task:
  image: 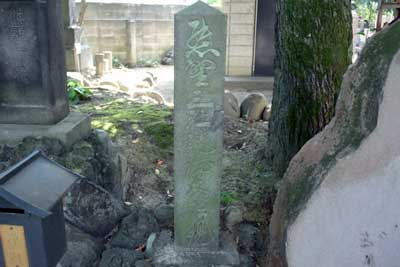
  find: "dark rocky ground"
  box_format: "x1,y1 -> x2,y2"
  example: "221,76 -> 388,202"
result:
0,88 -> 277,267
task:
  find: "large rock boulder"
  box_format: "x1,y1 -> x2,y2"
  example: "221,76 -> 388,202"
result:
265,22 -> 400,267
65,179 -> 128,237
99,248 -> 144,267
58,224 -> 103,267
240,94 -> 268,121
224,91 -> 240,118
110,208 -> 160,249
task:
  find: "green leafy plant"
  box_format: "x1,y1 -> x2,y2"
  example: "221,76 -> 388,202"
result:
67,79 -> 92,104
112,57 -> 125,69
221,191 -> 238,205
137,58 -> 160,68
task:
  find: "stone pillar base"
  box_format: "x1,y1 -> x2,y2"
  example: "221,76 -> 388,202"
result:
153,232 -> 240,267
0,112 -> 91,148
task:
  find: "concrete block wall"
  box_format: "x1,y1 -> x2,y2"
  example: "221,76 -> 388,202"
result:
77,3 -> 183,65
223,0 -> 257,76
77,1 -> 257,76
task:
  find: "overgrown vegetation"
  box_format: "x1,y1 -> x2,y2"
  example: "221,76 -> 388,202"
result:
112,57 -> 125,69
353,0 -> 378,27
221,191 -> 238,205
137,58 -> 160,68
79,99 -> 173,149
67,79 -> 92,104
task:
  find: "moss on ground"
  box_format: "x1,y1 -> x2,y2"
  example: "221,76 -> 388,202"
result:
78,99 -> 173,150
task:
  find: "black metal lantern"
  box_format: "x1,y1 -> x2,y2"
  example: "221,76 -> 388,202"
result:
0,151 -> 81,267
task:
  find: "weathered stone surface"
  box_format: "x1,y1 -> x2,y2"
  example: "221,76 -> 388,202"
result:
95,53 -> 105,77
65,179 -> 128,237
236,223 -> 262,256
153,232 -> 239,266
154,204 -> 174,228
110,208 -> 160,249
224,91 -> 240,118
0,112 -> 91,148
58,223 -> 103,267
266,22 -> 400,267
224,204 -> 244,231
135,259 -> 153,267
240,94 -> 267,121
239,254 -> 257,267
174,1 -> 227,251
100,80 -> 121,91
0,0 -> 69,125
262,107 -> 271,121
99,248 -> 144,267
130,91 -> 165,105
64,141 -> 96,178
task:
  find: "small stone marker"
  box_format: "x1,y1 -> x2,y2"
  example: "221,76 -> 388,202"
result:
95,53 -> 105,77
0,0 -> 69,125
153,3 -> 240,264
104,51 -> 113,72
174,0 -> 226,251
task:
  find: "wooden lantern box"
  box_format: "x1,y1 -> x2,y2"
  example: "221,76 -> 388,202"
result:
0,151 -> 81,267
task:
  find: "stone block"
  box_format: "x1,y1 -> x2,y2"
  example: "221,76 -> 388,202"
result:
0,113 -> 91,148
153,232 -> 240,266
0,0 -> 69,125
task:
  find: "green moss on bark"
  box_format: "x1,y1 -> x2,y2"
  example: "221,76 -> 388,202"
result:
269,0 -> 353,176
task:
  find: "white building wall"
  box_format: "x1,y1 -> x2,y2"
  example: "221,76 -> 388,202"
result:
223,0 -> 257,76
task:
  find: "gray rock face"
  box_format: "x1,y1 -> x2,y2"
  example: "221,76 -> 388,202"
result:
64,141 -> 96,178
224,205 -> 244,231
262,107 -> 271,121
65,179 -> 128,237
154,204 -> 174,228
224,91 -> 240,118
236,223 -> 262,256
135,260 -> 153,267
0,0 -> 69,125
16,136 -> 65,158
151,230 -> 174,255
58,223 -> 103,267
266,22 -> 400,267
99,248 -> 144,267
239,254 -> 257,267
240,94 -> 267,121
110,208 -> 160,249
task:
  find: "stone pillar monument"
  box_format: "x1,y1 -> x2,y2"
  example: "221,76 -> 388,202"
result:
154,2 -> 239,266
174,1 -> 226,250
0,0 -> 90,147
0,0 -> 69,125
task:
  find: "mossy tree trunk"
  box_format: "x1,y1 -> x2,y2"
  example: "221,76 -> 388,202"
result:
268,0 -> 353,176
